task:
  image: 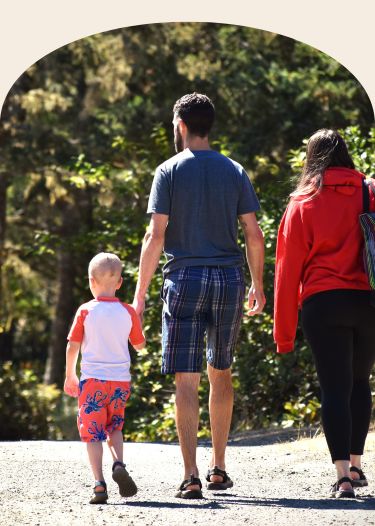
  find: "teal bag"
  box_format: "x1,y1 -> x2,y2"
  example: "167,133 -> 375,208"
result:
359,178 -> 375,289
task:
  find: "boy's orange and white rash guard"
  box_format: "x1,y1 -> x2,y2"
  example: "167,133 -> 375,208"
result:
67,296 -> 145,382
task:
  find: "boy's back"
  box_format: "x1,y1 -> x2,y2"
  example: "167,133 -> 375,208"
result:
68,297 -> 144,381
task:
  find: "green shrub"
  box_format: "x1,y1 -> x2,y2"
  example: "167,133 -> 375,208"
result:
0,362 -> 61,439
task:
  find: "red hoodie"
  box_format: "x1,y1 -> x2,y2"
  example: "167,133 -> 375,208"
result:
273,167 -> 375,354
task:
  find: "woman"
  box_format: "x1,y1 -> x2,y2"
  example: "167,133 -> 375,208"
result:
274,129 -> 375,498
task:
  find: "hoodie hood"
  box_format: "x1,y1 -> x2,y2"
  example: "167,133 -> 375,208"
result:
323,167 -> 365,195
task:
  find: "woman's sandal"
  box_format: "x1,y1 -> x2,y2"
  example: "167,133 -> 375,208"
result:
175,474 -> 203,499
330,477 -> 355,499
112,461 -> 138,497
350,466 -> 368,487
89,480 -> 108,504
206,466 -> 233,490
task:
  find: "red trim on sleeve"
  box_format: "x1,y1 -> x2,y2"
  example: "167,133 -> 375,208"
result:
67,308 -> 88,342
122,303 -> 145,346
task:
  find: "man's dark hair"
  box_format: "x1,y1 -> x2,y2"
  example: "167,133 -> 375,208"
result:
173,93 -> 215,137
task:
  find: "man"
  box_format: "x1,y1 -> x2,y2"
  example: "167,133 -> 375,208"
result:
133,92 -> 265,499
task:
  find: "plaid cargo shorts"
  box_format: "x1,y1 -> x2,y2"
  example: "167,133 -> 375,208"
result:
161,266 -> 246,373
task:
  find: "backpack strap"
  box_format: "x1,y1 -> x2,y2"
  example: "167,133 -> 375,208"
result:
368,179 -> 375,198
362,178 -> 370,213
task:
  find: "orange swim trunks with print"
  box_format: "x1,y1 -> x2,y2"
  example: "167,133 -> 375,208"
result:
77,378 -> 131,442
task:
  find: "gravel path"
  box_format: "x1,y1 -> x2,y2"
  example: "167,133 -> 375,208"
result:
1,430 -> 374,525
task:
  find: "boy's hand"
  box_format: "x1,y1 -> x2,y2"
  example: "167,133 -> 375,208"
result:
132,296 -> 145,321
64,375 -> 79,397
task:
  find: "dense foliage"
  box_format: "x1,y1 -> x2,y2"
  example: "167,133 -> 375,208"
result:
0,23 -> 373,440
0,361 -> 61,439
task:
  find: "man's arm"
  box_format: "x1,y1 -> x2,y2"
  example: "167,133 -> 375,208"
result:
238,212 -> 266,316
133,213 -> 169,318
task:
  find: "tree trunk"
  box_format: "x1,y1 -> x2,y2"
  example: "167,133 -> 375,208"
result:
44,204 -> 77,387
0,172 -> 14,362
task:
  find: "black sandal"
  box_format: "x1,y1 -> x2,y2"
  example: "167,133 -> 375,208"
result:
89,480 -> 108,504
350,466 -> 368,487
206,466 -> 233,490
112,460 -> 138,497
175,474 -> 203,499
330,477 -> 355,499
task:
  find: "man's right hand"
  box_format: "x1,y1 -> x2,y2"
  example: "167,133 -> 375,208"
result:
247,285 -> 266,316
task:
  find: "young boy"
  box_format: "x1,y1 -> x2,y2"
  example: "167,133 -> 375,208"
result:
64,252 -> 146,504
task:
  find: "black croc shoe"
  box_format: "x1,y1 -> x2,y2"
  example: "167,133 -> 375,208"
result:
175,474 -> 203,499
330,477 -> 355,499
206,466 -> 233,490
350,466 -> 368,488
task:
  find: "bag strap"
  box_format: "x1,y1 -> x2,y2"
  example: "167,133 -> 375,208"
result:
368,179 -> 375,199
362,178 -> 370,213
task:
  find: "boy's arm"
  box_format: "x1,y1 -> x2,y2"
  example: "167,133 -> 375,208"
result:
238,212 -> 266,316
64,341 -> 80,397
125,303 -> 147,350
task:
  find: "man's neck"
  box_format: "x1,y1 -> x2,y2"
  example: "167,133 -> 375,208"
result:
184,135 -> 210,151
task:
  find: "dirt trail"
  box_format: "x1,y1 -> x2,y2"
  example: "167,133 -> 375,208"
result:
0,430 -> 374,525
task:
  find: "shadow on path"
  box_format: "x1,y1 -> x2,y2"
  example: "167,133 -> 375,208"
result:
211,493 -> 375,510
108,500 -> 225,509
226,427 -> 321,447
106,494 -> 375,511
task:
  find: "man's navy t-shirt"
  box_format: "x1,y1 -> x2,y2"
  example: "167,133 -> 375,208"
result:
147,148 -> 260,273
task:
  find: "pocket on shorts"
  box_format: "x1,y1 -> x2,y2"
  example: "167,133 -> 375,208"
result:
223,266 -> 245,284
163,278 -> 201,318
161,269 -> 185,301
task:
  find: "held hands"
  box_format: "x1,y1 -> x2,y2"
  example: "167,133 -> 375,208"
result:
64,374 -> 79,398
247,285 -> 266,316
132,295 -> 146,322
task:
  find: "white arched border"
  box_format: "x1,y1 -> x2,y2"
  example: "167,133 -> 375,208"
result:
0,0 -> 374,118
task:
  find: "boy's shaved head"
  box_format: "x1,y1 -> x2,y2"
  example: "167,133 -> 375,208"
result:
88,252 -> 122,283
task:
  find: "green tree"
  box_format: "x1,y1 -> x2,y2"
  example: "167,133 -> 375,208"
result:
1,23 -> 373,439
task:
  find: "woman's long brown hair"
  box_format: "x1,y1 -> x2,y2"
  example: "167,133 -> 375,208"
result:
291,129 -> 355,199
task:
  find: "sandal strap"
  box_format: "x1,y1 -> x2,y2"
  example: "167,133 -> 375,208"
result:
350,466 -> 365,478
94,480 -> 107,489
206,465 -> 229,483
179,474 -> 202,491
337,477 -> 353,487
112,460 -> 126,472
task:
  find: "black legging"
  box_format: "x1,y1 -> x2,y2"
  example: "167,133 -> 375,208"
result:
301,289 -> 375,462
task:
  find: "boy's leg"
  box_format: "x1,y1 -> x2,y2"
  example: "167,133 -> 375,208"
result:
107,430 -> 124,466
77,379 -> 109,493
105,380 -> 137,497
87,442 -> 105,490
105,380 -> 131,467
107,428 -> 137,498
